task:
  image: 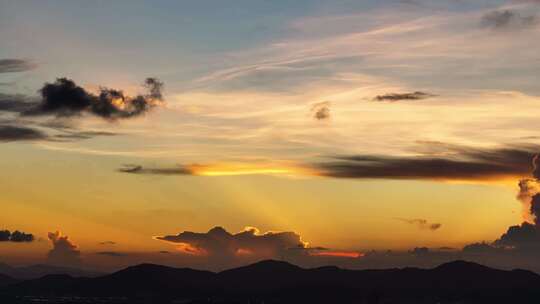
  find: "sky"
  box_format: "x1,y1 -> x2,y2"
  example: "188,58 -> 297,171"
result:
2,0 -> 540,272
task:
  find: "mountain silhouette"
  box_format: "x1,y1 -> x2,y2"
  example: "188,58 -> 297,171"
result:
1,260 -> 540,303
0,262 -> 102,279
0,273 -> 17,287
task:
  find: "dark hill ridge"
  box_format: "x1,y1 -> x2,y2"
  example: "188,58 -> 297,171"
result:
0,273 -> 17,287
0,262 -> 103,279
1,260 -> 540,303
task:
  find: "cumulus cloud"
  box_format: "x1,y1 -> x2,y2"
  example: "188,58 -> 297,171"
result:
481,10 -> 537,30
0,229 -> 35,242
156,226 -> 310,260
0,125 -> 48,142
315,144 -> 537,181
24,77 -> 164,120
47,231 -> 82,267
373,91 -> 434,102
395,218 -> 442,231
516,155 -> 540,222
456,154 -> 540,259
311,101 -> 331,120
0,59 -> 36,73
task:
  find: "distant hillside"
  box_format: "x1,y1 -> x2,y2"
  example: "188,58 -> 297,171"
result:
0,273 -> 17,287
0,263 -> 103,280
2,260 -> 540,303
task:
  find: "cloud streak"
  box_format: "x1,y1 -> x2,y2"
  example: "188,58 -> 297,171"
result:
374,91 -> 435,102
0,125 -> 48,142
314,145 -> 538,181
118,164 -> 193,175
0,59 -> 36,74
395,218 -> 442,231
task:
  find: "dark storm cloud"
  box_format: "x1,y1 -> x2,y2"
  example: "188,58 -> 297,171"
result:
481,10 -> 537,30
395,218 -> 442,231
47,231 -> 82,267
24,77 -> 164,120
315,145 -> 537,181
0,59 -> 36,74
118,164 -> 194,175
311,101 -> 330,120
0,230 -> 35,242
156,226 -> 309,259
373,91 -> 434,102
0,125 -> 48,142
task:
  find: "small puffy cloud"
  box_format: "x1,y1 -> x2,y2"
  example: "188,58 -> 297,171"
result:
374,91 -> 434,102
0,59 -> 36,74
481,10 -> 537,30
311,101 -> 331,120
47,231 -> 82,267
395,218 -> 442,231
0,229 -> 34,242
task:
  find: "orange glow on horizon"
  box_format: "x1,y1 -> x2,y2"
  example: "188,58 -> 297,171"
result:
188,163 -> 319,177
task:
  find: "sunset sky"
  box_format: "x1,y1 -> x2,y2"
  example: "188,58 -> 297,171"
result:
2,0 -> 540,272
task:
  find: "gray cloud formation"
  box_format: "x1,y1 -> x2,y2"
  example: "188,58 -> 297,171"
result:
0,59 -> 36,74
47,231 -> 82,267
315,144 -> 538,181
481,10 -> 538,30
24,77 -> 163,120
395,218 -> 442,231
311,101 -> 331,120
0,229 -> 35,242
157,226 -> 309,260
374,91 -> 434,102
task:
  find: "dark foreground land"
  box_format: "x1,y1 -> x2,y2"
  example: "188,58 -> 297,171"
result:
1,260 -> 539,303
